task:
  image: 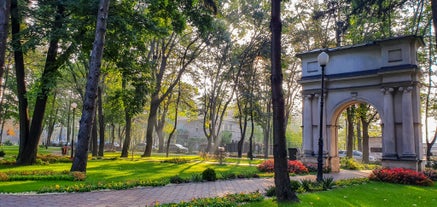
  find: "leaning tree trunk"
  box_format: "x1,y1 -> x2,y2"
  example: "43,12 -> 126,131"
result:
71,0 -> 110,172
271,0 -> 298,202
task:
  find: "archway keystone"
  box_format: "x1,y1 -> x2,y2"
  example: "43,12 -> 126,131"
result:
297,36 -> 424,172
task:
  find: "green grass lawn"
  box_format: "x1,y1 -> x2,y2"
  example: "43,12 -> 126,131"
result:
0,146 -> 264,193
243,181 -> 437,207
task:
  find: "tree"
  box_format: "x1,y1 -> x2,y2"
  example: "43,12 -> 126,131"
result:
271,0 -> 298,202
71,0 -> 110,172
357,104 -> 379,163
0,0 -> 10,109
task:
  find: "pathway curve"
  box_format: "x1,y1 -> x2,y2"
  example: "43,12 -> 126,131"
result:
0,170 -> 370,207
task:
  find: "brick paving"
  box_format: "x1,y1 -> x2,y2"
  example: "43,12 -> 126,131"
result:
0,170 -> 370,207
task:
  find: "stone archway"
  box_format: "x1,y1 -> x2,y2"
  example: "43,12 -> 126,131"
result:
297,36 -> 425,172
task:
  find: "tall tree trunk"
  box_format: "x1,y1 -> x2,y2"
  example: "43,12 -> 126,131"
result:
263,101 -> 271,159
45,108 -> 58,146
166,83 -> 181,157
71,0 -> 110,172
357,119 -> 362,152
121,114 -> 132,157
361,121 -> 370,164
45,93 -> 58,146
346,106 -> 355,158
18,1 -> 65,165
91,115 -> 98,157
98,86 -> 105,156
11,0 -> 30,163
143,95 -> 159,156
0,0 -> 10,106
271,0 -> 298,202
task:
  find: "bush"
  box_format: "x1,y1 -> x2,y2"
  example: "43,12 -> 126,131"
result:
70,171 -> 86,181
290,180 -> 301,191
202,168 -> 217,181
288,160 -> 309,174
340,157 -> 363,170
304,163 -> 331,173
169,175 -> 188,184
257,160 -> 309,174
190,173 -> 203,182
0,172 -> 9,181
370,168 -> 433,186
0,150 -> 5,157
321,176 -> 335,190
423,169 -> 437,181
265,186 -> 276,197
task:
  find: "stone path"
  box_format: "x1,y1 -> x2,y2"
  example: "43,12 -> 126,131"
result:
0,170 -> 370,207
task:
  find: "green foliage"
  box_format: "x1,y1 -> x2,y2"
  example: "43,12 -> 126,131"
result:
38,179 -> 169,193
190,173 -> 203,182
334,178 -> 369,187
169,175 -> 189,184
0,150 -> 5,157
340,157 -> 364,170
264,186 -> 276,197
161,158 -> 191,164
242,182 -> 437,207
202,168 -> 217,181
321,176 -> 335,190
424,169 -> 437,181
159,191 -> 264,207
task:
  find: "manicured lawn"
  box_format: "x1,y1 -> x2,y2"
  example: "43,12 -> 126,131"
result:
0,146 -> 263,193
243,181 -> 437,207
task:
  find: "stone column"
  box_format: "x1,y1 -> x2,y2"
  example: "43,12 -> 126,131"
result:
303,94 -> 313,156
313,94 -> 320,155
400,86 -> 415,158
382,87 -> 396,158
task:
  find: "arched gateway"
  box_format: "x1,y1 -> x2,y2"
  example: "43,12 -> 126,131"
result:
297,36 -> 425,172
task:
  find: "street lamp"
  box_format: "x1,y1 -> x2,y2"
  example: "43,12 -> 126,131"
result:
317,51 -> 329,182
70,102 -> 77,158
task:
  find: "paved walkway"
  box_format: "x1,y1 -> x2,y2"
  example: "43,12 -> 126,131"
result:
0,170 -> 370,207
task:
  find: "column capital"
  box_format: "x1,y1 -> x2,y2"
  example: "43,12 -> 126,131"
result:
305,94 -> 313,99
399,86 -> 413,93
381,87 -> 394,94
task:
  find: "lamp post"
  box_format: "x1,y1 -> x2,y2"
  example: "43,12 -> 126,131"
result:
317,51 -> 329,182
70,102 -> 77,158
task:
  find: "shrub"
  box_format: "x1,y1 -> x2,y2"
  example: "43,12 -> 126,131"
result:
423,169 -> 437,181
303,163 -> 331,173
290,180 -> 301,191
370,168 -> 433,186
300,179 -> 315,192
340,157 -> 363,170
321,176 -> 335,190
288,160 -> 309,174
220,172 -> 236,180
0,150 -> 5,157
202,168 -> 217,181
258,160 -> 309,174
169,175 -> 188,184
190,173 -> 203,182
160,191 -> 264,207
265,186 -> 276,197
0,172 -> 9,181
70,171 -> 86,181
